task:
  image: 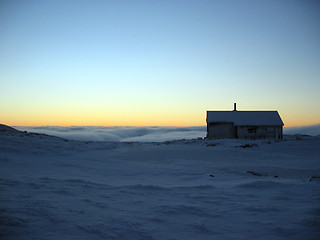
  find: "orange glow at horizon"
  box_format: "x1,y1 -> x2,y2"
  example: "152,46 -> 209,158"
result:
1,101 -> 319,128
2,111 -> 206,127
2,111 -> 319,128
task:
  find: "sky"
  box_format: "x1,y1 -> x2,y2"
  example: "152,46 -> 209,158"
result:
0,0 -> 319,127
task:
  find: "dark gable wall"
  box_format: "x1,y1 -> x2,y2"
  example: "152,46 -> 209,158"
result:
207,122 -> 236,139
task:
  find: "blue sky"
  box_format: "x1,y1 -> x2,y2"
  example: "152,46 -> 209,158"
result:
1,0 -> 319,126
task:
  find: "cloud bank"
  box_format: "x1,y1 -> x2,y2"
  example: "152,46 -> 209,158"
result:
283,124 -> 320,136
14,124 -> 320,142
14,126 -> 207,142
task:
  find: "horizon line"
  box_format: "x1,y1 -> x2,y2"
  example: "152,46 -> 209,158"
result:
8,123 -> 320,128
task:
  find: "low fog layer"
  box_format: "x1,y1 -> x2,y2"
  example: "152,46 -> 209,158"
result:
14,126 -> 207,142
283,124 -> 320,136
14,124 -> 320,142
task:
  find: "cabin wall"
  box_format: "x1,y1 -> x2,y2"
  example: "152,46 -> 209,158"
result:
207,122 -> 236,139
236,126 -> 283,139
207,123 -> 283,139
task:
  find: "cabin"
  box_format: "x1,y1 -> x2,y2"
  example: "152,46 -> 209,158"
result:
206,104 -> 284,139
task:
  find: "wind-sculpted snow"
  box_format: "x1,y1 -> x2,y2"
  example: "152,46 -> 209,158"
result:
1,126 -> 320,239
236,180 -> 287,188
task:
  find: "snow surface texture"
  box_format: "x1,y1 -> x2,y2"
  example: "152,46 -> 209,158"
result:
1,125 -> 320,239
14,124 -> 320,142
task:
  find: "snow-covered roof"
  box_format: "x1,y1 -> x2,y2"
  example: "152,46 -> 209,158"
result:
206,111 -> 284,126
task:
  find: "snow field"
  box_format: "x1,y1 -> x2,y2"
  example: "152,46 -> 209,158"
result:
0,128 -> 320,239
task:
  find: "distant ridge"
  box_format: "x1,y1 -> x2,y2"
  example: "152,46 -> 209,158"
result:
0,124 -> 20,133
0,124 -> 70,144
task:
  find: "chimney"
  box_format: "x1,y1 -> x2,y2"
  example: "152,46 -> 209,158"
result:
233,103 -> 237,111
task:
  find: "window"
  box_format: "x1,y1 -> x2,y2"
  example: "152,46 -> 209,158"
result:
247,128 -> 256,133
267,128 -> 275,133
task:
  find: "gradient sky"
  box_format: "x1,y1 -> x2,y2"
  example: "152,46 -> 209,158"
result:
1,0 -> 319,127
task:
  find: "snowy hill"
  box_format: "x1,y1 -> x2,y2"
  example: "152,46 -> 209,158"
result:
0,125 -> 320,239
0,124 -> 20,133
